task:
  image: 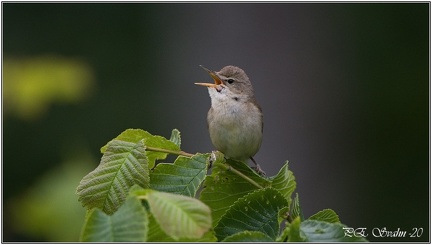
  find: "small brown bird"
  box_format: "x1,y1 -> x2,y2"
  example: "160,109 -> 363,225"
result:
195,65 -> 264,175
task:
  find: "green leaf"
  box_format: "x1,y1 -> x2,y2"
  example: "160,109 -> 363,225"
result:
169,128 -> 181,147
270,161 -> 296,205
288,216 -> 304,242
308,209 -> 340,223
76,139 -> 149,214
150,154 -> 208,197
145,189 -> 212,240
290,193 -> 304,221
214,188 -> 288,241
222,231 -> 274,242
147,213 -> 217,242
146,213 -> 175,242
199,154 -> 271,226
277,216 -> 304,242
100,129 -> 147,153
300,220 -> 368,242
80,197 -> 148,242
100,129 -> 180,169
146,212 -> 170,241
278,206 -> 290,224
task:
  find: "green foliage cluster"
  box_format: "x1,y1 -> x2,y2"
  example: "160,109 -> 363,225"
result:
76,129 -> 367,242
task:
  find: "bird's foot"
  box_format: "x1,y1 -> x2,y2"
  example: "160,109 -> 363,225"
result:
251,164 -> 266,176
249,157 -> 266,176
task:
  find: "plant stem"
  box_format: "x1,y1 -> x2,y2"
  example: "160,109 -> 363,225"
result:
145,146 -> 194,157
145,147 -> 263,189
213,162 -> 264,189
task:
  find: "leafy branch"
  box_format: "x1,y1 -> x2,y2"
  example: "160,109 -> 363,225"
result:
76,128 -> 367,242
145,146 -> 194,158
213,161 -> 264,189
146,143 -> 264,189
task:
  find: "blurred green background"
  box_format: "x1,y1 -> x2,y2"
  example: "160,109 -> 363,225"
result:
3,3 -> 429,242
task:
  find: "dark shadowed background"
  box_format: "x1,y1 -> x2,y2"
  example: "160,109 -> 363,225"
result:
3,3 -> 429,242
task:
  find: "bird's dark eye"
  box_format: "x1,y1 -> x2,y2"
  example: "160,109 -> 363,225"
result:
227,79 -> 234,84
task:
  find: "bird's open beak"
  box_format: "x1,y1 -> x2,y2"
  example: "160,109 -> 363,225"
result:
195,65 -> 223,88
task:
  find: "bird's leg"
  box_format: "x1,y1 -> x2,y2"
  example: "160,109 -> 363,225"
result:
250,157 -> 266,176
